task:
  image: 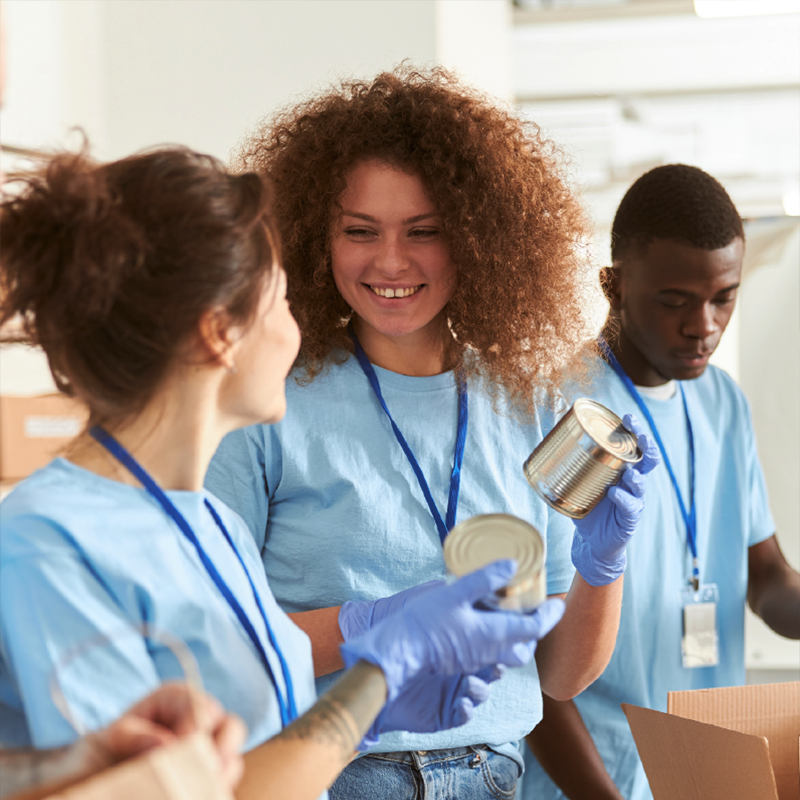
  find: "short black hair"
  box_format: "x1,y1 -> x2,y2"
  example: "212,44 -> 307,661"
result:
611,164 -> 744,261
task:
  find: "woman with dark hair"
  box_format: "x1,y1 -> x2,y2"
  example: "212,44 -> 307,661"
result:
206,65 -> 659,799
0,145 -> 566,800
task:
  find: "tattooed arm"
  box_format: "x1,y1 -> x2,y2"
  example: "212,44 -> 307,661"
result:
235,661 -> 387,800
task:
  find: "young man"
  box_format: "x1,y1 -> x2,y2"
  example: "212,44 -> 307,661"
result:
521,164 -> 800,800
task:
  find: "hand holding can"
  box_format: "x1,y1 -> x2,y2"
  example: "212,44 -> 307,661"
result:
523,398 -> 643,519
444,514 -> 547,613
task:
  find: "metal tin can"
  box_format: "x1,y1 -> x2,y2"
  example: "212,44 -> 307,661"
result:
523,397 -> 642,519
443,514 -> 546,613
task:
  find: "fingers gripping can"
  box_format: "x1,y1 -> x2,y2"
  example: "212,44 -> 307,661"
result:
443,514 -> 546,613
523,398 -> 642,520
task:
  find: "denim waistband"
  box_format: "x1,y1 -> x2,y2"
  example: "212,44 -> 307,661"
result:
361,744 -> 487,769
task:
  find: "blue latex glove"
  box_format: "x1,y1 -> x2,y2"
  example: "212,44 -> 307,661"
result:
572,413 -> 661,586
358,665 -> 505,751
339,580 -> 444,642
340,559 -> 566,701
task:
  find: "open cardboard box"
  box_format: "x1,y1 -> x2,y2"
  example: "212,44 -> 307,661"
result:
623,681 -> 800,800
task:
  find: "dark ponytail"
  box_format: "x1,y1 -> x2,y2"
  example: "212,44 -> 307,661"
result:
1,145 -> 279,425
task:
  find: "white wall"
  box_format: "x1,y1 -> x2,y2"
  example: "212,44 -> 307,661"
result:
2,0 -> 513,163
436,0 -> 513,101
99,0 -> 440,161
1,0 -> 106,152
739,220 -> 800,670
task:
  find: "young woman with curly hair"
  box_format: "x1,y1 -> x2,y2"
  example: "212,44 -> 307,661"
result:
206,66 -> 658,800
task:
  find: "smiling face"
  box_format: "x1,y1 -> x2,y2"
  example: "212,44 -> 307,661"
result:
330,159 -> 457,371
605,236 -> 743,385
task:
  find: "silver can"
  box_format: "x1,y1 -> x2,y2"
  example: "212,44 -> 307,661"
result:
523,398 -> 642,519
443,514 -> 546,613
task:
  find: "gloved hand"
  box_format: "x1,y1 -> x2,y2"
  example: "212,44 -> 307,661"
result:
572,413 -> 660,586
340,559 -> 566,701
358,665 -> 505,751
339,580 -> 444,642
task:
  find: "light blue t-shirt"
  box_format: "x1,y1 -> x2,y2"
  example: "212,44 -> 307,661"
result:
521,362 -> 775,800
0,459 -> 317,763
206,353 -> 576,767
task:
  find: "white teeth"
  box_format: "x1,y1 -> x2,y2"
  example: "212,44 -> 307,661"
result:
370,285 -> 421,298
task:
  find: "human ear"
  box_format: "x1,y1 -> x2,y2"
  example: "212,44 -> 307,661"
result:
600,266 -> 623,312
197,307 -> 240,372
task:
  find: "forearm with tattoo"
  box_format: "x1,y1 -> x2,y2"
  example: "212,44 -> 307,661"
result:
275,661 -> 387,762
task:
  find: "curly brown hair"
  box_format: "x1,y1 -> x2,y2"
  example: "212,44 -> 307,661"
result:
235,65 -> 596,416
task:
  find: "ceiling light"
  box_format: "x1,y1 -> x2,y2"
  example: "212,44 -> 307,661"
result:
694,0 -> 800,18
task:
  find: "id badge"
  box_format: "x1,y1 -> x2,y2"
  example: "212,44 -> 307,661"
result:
680,583 -> 719,668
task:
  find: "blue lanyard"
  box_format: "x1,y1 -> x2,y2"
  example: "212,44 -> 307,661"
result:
89,426 -> 297,727
598,341 -> 700,590
349,329 -> 468,545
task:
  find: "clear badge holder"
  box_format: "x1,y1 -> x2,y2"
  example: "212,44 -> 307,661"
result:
680,583 -> 720,669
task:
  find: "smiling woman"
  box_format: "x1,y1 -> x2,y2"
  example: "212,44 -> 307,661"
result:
234,65 -> 597,410
206,65 -> 658,800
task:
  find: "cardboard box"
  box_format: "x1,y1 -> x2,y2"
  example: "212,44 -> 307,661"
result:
0,394 -> 88,482
623,681 -> 800,800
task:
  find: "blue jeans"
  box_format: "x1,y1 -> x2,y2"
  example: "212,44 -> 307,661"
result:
329,745 -> 520,800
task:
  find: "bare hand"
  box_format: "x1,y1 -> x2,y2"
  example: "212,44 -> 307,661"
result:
78,682 -> 247,791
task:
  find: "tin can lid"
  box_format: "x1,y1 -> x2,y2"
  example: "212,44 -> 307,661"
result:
572,398 -> 641,461
444,514 -> 544,587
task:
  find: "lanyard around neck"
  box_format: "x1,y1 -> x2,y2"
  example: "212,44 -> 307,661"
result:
89,426 -> 297,727
599,340 -> 700,590
349,329 -> 468,545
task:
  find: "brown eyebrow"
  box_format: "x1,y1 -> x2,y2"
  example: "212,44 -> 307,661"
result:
341,211 -> 439,225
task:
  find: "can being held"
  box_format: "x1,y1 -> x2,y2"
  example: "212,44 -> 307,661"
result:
523,398 -> 642,520
443,514 -> 546,613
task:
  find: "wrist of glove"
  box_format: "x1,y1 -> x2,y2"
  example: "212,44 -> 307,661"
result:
571,413 -> 661,586
339,580 -> 444,642
571,530 -> 627,587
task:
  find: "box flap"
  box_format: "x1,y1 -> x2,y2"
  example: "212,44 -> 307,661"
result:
668,682 -> 800,800
623,702 -> 779,800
